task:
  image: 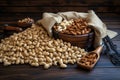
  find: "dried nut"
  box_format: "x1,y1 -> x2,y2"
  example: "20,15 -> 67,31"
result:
79,53 -> 97,66
85,62 -> 90,65
33,57 -> 38,62
53,61 -> 57,66
47,48 -> 56,53
16,59 -> 20,64
54,18 -> 91,35
44,64 -> 50,69
31,62 -> 39,67
20,59 -> 24,64
60,63 -> 67,68
59,59 -> 63,64
46,56 -> 52,62
0,24 -> 87,69
0,59 -> 2,63
81,30 -> 85,34
57,48 -> 63,52
18,17 -> 34,24
4,61 -> 11,66
39,62 -> 46,66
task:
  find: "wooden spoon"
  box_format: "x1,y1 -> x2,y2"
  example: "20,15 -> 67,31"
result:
3,24 -> 23,32
4,26 -> 23,32
77,45 -> 103,70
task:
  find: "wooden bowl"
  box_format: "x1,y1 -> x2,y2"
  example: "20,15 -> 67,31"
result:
17,22 -> 33,27
52,28 -> 95,49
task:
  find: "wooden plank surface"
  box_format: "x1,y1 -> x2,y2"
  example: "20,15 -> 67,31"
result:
0,6 -> 119,13
0,66 -> 120,80
0,13 -> 119,22
0,0 -> 119,21
0,0 -> 120,80
0,16 -> 120,80
0,0 -> 120,6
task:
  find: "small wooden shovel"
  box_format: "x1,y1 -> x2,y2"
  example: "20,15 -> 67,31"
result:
77,45 -> 103,70
3,24 -> 23,32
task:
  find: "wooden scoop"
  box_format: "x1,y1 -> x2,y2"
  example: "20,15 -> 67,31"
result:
3,24 -> 23,32
4,26 -> 23,32
77,45 -> 103,70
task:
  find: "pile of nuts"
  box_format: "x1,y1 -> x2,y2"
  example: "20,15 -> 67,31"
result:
78,53 -> 97,66
53,18 -> 91,35
18,17 -> 34,24
18,17 -> 34,27
0,24 -> 87,69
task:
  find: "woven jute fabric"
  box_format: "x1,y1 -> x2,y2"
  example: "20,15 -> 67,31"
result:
37,10 -> 118,48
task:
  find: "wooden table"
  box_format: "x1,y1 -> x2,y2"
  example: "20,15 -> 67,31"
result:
0,0 -> 120,80
0,16 -> 120,80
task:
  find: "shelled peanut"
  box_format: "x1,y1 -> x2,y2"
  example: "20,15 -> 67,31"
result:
78,53 -> 97,66
0,24 -> 88,69
53,18 -> 91,35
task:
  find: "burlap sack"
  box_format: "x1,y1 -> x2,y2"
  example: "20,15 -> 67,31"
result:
37,10 -> 118,48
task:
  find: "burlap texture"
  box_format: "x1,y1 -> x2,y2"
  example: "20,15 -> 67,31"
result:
37,10 -> 118,48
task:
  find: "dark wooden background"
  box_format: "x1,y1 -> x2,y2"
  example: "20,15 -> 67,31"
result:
0,0 -> 120,23
0,0 -> 120,80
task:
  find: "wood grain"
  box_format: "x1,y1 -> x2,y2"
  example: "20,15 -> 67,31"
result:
0,65 -> 120,80
0,6 -> 119,13
0,0 -> 120,80
0,0 -> 119,6
0,0 -> 119,22
0,13 -> 119,22
0,17 -> 120,80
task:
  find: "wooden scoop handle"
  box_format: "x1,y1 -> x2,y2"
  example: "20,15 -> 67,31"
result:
4,26 -> 23,32
92,45 -> 103,55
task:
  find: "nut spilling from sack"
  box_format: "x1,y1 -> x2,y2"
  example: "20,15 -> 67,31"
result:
53,18 -> 91,35
0,25 -> 88,69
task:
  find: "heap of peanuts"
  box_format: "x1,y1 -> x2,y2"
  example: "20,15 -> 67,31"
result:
78,53 -> 97,66
53,18 -> 91,35
0,24 -> 88,69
